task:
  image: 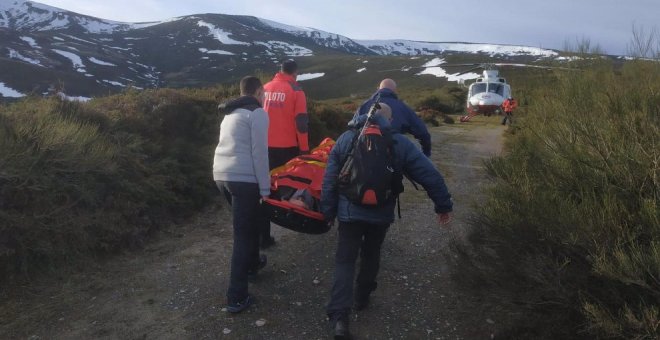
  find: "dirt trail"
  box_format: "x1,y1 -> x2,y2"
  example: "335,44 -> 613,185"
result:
1,117 -> 506,340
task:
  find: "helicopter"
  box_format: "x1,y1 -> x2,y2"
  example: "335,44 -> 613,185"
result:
452,65 -> 511,121
382,62 -> 570,122
446,63 -> 566,122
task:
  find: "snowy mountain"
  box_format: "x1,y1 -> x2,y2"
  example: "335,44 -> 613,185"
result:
357,40 -> 557,57
0,0 -> 564,100
0,0 -> 159,33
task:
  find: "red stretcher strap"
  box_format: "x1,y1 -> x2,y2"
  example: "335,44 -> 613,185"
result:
264,198 -> 324,220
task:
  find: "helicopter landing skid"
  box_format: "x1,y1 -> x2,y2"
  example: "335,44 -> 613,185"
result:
459,112 -> 479,122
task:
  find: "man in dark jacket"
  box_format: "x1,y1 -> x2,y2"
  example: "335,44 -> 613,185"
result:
321,103 -> 453,339
358,78 -> 432,156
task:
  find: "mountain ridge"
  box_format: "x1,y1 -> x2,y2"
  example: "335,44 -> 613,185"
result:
0,0 -> 565,100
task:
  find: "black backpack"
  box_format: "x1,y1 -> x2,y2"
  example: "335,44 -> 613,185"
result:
338,116 -> 404,207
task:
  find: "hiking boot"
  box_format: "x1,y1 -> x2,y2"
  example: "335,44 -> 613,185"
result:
354,282 -> 377,311
354,293 -> 370,311
248,254 -> 267,281
330,318 -> 351,340
260,235 -> 276,249
226,295 -> 253,313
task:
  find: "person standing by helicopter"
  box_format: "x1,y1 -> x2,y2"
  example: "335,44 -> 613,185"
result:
501,96 -> 518,125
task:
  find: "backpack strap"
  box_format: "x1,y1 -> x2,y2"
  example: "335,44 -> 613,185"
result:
338,128 -> 360,177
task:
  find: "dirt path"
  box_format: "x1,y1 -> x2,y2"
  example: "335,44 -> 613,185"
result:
1,116 -> 506,340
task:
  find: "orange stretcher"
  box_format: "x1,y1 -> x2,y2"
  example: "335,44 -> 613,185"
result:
263,138 -> 335,234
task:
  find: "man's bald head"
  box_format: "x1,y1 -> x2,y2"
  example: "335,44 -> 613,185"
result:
379,78 -> 397,91
375,103 -> 392,121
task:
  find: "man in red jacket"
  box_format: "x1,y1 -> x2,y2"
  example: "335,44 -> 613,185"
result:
261,59 -> 309,248
501,97 -> 518,125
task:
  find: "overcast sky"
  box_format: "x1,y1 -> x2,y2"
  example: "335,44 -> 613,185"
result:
34,0 -> 658,55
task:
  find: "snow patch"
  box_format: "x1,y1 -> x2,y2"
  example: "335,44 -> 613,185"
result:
199,48 -> 235,55
8,48 -> 42,66
556,56 -> 583,61
357,40 -> 558,57
57,92 -> 91,102
20,36 -> 40,49
258,18 -> 359,50
60,34 -> 96,45
0,82 -> 25,98
415,57 -> 480,81
102,80 -> 126,87
255,41 -> 313,57
52,49 -> 86,72
297,73 -> 325,81
89,57 -> 116,66
37,16 -> 70,31
197,21 -> 250,45
107,46 -> 131,51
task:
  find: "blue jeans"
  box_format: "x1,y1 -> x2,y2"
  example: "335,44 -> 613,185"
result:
216,181 -> 263,303
326,221 -> 389,320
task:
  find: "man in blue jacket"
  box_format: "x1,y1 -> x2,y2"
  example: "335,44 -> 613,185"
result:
358,78 -> 432,156
321,103 -> 452,339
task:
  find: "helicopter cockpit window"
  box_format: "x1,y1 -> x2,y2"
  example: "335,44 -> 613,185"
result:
471,83 -> 487,95
488,83 -> 505,96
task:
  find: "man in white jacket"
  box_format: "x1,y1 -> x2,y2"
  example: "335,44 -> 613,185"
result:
213,76 -> 270,313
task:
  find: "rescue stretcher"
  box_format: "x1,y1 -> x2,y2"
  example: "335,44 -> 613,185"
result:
263,138 -> 335,234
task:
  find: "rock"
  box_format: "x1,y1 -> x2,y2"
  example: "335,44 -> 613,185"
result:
223,328 -> 231,335
255,319 -> 266,327
313,279 -> 321,285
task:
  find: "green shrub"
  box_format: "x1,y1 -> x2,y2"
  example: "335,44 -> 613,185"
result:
0,88 -> 223,279
0,84 -> 355,280
417,108 -> 455,126
414,95 -> 456,113
413,89 -> 467,114
308,100 -> 354,145
452,60 -> 660,339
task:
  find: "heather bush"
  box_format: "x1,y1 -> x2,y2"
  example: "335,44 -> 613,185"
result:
0,88 -> 222,278
307,101 -> 354,145
0,85 -> 353,279
452,59 -> 660,339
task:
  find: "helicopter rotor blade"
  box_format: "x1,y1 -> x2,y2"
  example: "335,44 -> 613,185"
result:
378,61 -> 576,73
455,65 -> 485,75
491,63 -> 577,71
378,63 -> 482,73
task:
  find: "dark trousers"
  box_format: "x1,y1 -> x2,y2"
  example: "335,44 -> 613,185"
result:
261,146 -> 300,243
326,221 -> 389,320
216,181 -> 262,303
269,146 -> 299,170
502,111 -> 513,125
